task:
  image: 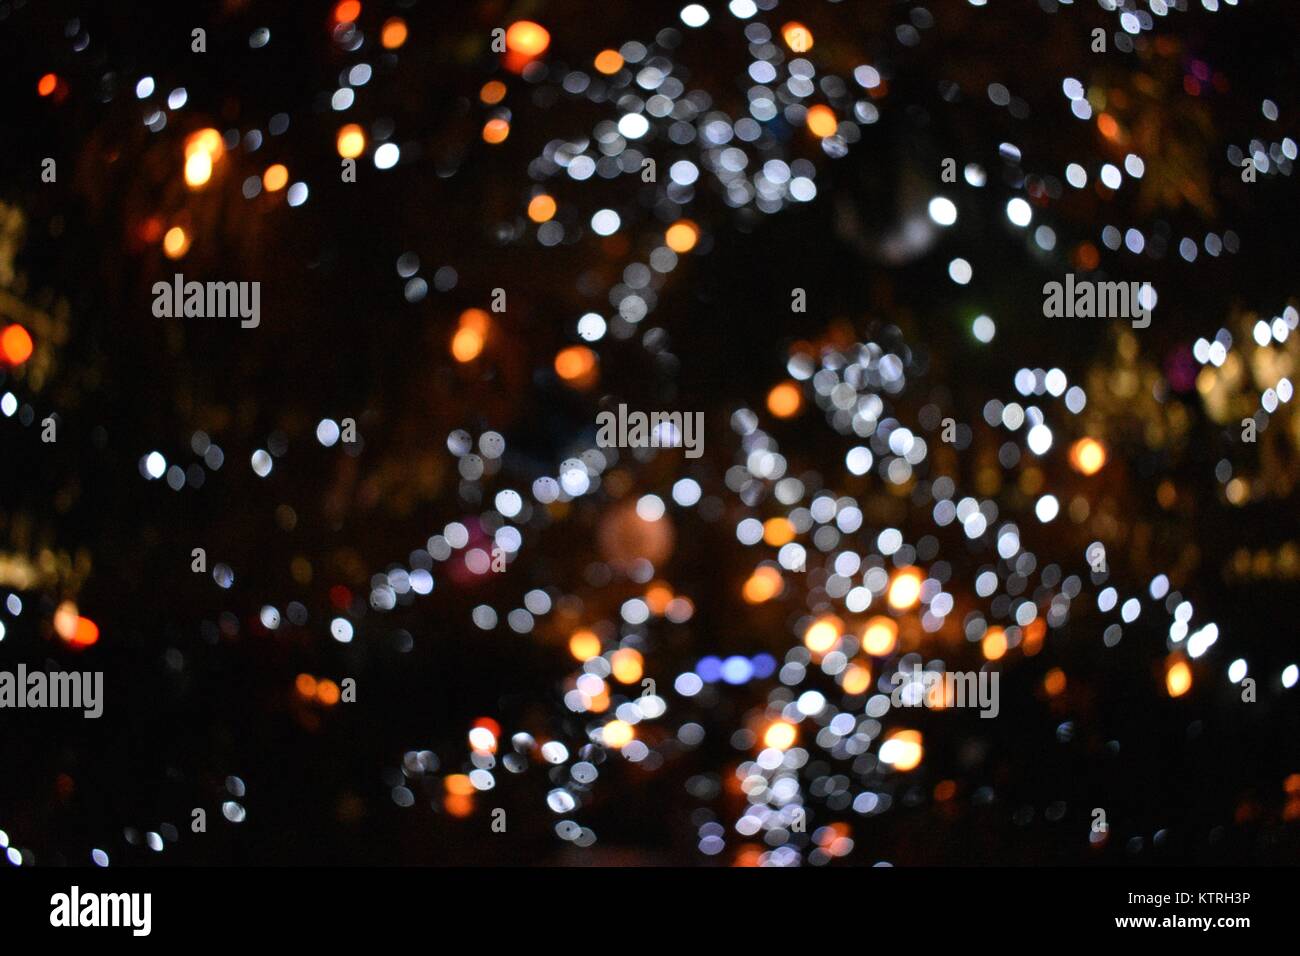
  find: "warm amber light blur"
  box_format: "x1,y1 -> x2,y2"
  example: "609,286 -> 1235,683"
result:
451,326 -> 484,363
861,616 -> 898,656
1044,667 -> 1067,696
37,73 -> 58,96
262,164 -> 289,192
336,124 -> 366,158
767,381 -> 802,418
781,22 -> 813,52
602,719 -> 635,748
594,49 -> 624,74
665,219 -> 699,253
1166,658 -> 1192,697
333,1 -> 361,24
742,565 -> 783,604
610,648 -> 644,684
162,226 -> 191,259
880,730 -> 923,771
887,567 -> 923,611
527,194 -> 557,223
71,617 -> 99,648
763,721 -> 797,751
806,104 -> 837,137
568,628 -> 601,660
295,673 -> 318,698
505,21 -> 550,56
1069,437 -> 1107,476
804,615 -> 842,654
380,16 -> 408,48
183,128 -> 224,188
982,626 -> 1007,661
1,324 -> 34,366
841,662 -> 872,695
554,345 -> 598,388
482,118 -> 510,144
184,150 -> 212,188
762,517 -> 795,547
479,80 -> 507,105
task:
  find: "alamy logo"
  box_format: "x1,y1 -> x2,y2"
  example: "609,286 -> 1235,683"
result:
50,886 -> 151,936
889,665 -> 1000,718
595,404 -> 704,459
0,665 -> 103,718
1042,273 -> 1151,328
152,273 -> 261,328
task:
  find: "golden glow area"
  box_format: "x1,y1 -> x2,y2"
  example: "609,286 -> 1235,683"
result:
762,517 -> 795,547
982,626 -> 1007,661
861,616 -> 898,656
665,219 -> 699,253
887,567 -> 924,610
763,721 -> 797,751
162,226 -> 191,260
1069,437 -> 1107,476
804,615 -> 842,654
569,629 -> 601,661
782,22 -> 813,52
451,308 -> 489,363
602,719 -> 635,748
336,124 -> 366,158
1166,658 -> 1192,697
610,647 -> 644,684
879,730 -> 923,771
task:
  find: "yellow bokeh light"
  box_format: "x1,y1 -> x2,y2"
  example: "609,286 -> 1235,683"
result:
781,22 -> 813,52
806,104 -> 837,138
527,194 -> 557,223
610,647 -> 644,684
804,615 -> 842,654
763,721 -> 797,751
1166,658 -> 1192,697
665,219 -> 699,253
336,123 -> 366,159
880,730 -> 923,771
1069,437 -> 1107,476
887,567 -> 923,611
184,150 -> 212,188
841,662 -> 872,695
162,226 -> 190,259
861,616 -> 898,656
982,626 -> 1007,661
569,629 -> 601,661
602,719 -> 635,748
263,163 -> 289,192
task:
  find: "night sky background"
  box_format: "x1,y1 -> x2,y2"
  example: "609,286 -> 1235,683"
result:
1,0 -> 1298,866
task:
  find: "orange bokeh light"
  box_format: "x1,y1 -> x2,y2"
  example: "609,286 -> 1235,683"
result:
569,628 -> 601,661
763,721 -> 797,751
333,1 -> 361,25
1069,437 -> 1107,476
594,50 -> 624,74
336,124 -> 366,158
1,324 -> 34,366
527,194 -> 557,223
742,566 -> 783,604
505,21 -> 550,57
665,219 -> 699,253
861,616 -> 899,656
381,17 -> 408,48
162,226 -> 190,260
37,73 -> 58,97
806,104 -> 837,138
482,118 -> 510,144
554,345 -> 597,388
480,80 -> 507,105
262,164 -> 289,192
767,381 -> 802,418
782,22 -> 813,52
